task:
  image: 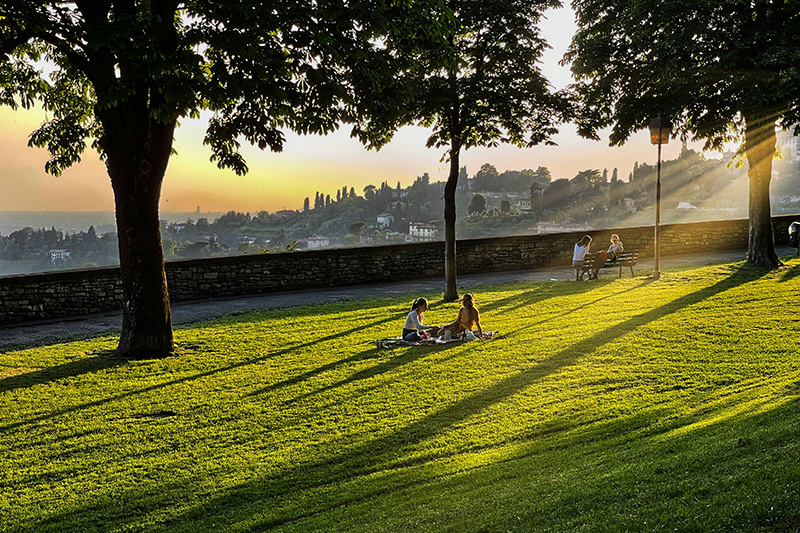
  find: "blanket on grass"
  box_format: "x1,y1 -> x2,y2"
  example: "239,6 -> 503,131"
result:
374,331 -> 496,349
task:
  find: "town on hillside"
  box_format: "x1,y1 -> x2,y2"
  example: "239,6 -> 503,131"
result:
3,137 -> 800,277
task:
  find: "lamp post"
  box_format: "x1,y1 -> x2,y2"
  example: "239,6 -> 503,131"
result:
649,117 -> 670,280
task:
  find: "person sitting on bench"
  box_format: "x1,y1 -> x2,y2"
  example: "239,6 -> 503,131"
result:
572,235 -> 592,281
589,234 -> 623,280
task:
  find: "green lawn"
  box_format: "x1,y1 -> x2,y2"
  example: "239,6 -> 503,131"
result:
2,258 -> 800,532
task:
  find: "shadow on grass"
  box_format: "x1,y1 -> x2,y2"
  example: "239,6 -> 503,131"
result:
142,263 -> 770,530
18,264 -> 776,532
286,342 -> 466,405
403,396 -> 800,532
507,278 -> 655,335
254,282 -> 608,401
0,313 -> 398,432
0,353 -> 124,394
477,277 -> 611,315
245,346 -> 389,398
778,262 -> 800,283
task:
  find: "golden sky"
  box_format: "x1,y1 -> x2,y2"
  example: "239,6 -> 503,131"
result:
0,7 -> 703,214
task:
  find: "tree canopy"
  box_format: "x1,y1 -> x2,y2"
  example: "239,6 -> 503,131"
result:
358,0 -> 572,299
0,0 -> 446,356
564,0 -> 800,266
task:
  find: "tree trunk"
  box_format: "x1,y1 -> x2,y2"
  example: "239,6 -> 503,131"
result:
743,112 -> 781,268
443,142 -> 460,302
104,119 -> 176,358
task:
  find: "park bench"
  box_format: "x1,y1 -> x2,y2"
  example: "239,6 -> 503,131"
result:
579,249 -> 639,280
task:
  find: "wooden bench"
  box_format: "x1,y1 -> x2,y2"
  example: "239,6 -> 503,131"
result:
579,249 -> 639,280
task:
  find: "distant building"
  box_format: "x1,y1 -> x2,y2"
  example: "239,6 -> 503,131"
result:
622,197 -> 636,212
777,130 -> 800,162
49,249 -> 70,265
518,198 -> 532,212
376,213 -> 394,227
274,209 -> 297,218
534,222 -> 592,235
408,222 -> 439,242
306,235 -> 330,249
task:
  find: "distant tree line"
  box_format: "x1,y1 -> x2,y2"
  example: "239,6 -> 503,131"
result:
0,226 -> 118,269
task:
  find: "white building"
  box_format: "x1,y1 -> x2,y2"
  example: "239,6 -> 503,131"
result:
306,235 -> 329,249
408,223 -> 439,242
49,249 -> 70,264
622,197 -> 636,212
777,130 -> 800,162
376,213 -> 394,227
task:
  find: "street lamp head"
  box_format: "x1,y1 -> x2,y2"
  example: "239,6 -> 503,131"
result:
649,117 -> 672,145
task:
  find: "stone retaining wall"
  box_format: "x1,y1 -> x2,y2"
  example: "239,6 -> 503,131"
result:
1,215 -> 797,325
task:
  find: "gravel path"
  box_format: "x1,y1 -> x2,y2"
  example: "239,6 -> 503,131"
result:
2,247 -> 793,351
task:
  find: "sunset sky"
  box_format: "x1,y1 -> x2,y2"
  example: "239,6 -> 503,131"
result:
0,7 -> 709,215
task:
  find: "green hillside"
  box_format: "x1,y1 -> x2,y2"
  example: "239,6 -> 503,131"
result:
2,259 -> 799,532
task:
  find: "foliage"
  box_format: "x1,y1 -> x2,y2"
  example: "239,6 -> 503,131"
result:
404,0 -> 572,153
471,163 -> 500,191
0,225 -> 117,268
363,0 -> 573,299
0,0 -> 450,355
564,0 -> 800,267
564,0 -> 800,148
2,259 -> 800,530
468,193 -> 487,215
0,1 -> 440,174
348,221 -> 367,237
236,242 -> 262,255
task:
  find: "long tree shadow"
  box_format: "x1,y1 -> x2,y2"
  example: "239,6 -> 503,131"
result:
285,342 -> 466,405
778,262 -> 800,283
0,354 -> 125,394
260,283 -> 608,403
0,313 -> 399,432
151,263 -> 771,530
476,278 -> 610,315
245,347 -> 388,398
34,392 -> 800,533
504,279 -> 654,335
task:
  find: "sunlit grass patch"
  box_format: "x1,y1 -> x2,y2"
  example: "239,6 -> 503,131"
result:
1,257 -> 799,532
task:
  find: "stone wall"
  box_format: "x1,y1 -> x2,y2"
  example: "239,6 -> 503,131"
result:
1,214 -> 797,325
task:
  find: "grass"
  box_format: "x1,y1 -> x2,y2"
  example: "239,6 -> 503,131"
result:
2,258 -> 800,532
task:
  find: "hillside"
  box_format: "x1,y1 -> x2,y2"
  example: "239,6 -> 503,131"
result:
1,259 -> 799,531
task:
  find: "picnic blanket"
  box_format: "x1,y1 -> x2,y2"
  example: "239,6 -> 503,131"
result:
374,331 -> 496,349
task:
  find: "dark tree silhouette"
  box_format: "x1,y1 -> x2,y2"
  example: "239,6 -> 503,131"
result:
0,1 -> 441,357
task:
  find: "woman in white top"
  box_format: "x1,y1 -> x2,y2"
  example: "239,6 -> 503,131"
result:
589,234 -> 624,279
403,297 -> 430,341
572,235 -> 592,281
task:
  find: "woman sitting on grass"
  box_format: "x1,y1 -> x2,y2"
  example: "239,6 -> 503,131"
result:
440,293 -> 483,340
403,297 -> 434,342
589,234 -> 623,280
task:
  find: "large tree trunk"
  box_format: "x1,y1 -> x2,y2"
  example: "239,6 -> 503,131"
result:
443,142 -> 460,302
103,117 -> 176,358
743,112 -> 781,268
